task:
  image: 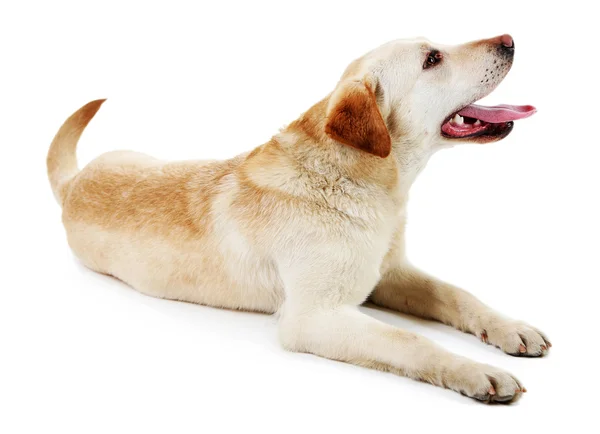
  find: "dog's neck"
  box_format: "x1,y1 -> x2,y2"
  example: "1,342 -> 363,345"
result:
279,96 -> 435,195
390,135 -> 436,189
239,95 -> 440,222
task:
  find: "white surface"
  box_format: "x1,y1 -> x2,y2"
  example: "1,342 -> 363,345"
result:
1,1 -> 597,432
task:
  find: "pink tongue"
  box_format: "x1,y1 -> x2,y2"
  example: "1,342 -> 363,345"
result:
458,104 -> 536,123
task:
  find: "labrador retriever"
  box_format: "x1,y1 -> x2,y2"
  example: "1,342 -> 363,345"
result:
47,34 -> 548,403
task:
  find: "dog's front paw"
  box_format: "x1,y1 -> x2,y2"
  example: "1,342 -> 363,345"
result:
450,361 -> 525,403
480,320 -> 551,357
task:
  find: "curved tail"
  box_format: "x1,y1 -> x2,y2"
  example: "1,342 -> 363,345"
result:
47,99 -> 106,205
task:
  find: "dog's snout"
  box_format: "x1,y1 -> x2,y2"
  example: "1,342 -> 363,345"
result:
470,34 -> 515,56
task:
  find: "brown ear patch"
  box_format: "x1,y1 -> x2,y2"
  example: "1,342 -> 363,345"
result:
325,81 -> 391,158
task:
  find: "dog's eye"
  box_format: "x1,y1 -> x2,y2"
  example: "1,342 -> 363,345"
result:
424,51 -> 442,69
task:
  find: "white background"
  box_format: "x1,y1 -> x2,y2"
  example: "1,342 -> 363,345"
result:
1,0 -> 598,432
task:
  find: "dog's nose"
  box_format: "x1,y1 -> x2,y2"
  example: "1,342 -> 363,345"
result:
500,34 -> 514,49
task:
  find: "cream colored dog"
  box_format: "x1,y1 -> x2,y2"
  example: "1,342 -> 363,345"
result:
48,34 -> 548,403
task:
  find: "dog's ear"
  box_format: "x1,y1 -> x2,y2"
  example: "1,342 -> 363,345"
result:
325,78 -> 391,158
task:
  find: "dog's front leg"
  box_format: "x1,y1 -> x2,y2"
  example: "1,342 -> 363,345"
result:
277,254 -> 524,402
279,304 -> 524,402
369,264 -> 551,357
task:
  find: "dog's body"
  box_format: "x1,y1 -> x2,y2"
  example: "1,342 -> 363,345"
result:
48,35 -> 549,403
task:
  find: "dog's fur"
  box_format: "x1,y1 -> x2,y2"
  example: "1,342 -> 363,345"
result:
48,35 -> 549,403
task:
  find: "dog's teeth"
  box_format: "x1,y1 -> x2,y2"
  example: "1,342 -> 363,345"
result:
474,120 -> 481,126
453,114 -> 464,125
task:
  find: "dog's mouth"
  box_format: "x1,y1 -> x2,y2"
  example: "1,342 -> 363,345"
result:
441,104 -> 536,141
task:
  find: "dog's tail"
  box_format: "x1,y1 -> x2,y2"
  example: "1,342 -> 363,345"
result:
47,99 -> 106,205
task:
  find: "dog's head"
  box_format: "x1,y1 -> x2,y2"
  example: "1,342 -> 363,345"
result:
325,35 -> 536,159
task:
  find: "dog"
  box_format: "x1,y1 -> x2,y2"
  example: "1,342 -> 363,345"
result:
47,34 -> 548,403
